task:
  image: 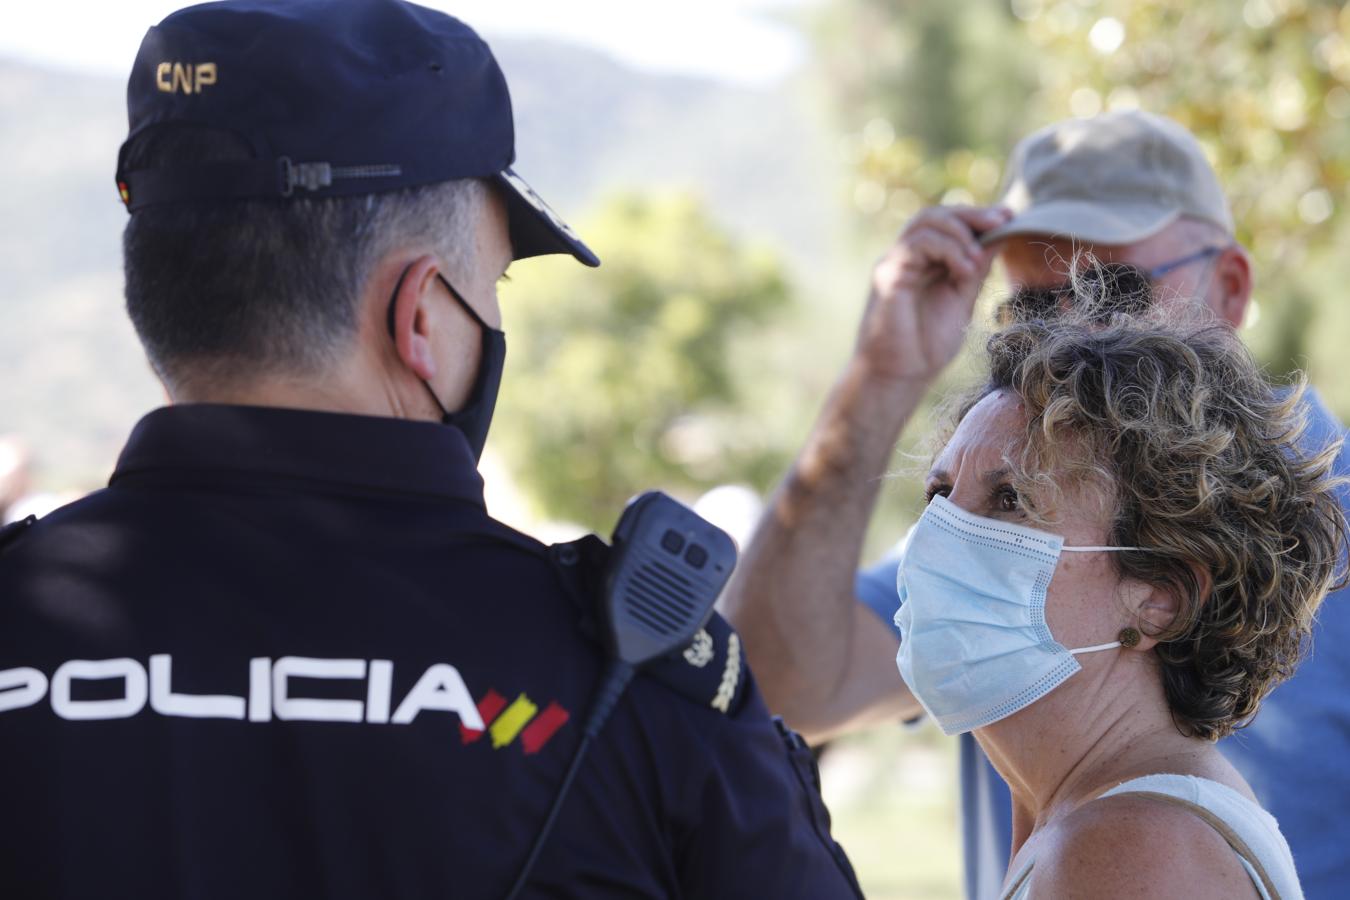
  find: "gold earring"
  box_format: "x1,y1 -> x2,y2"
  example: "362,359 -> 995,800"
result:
1118,627 -> 1142,649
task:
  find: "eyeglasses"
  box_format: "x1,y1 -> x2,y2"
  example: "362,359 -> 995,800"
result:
1144,245 -> 1227,281
1002,246 -> 1228,325
1002,245 -> 1232,325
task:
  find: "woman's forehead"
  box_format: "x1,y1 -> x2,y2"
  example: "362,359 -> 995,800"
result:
933,391 -> 1026,475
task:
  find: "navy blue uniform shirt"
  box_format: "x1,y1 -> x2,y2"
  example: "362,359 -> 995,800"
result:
0,404 -> 861,899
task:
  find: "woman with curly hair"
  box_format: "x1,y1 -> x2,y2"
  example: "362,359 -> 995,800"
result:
895,304 -> 1347,899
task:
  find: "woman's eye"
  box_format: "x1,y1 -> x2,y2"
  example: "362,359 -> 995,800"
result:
996,488 -> 1020,513
924,485 -> 950,504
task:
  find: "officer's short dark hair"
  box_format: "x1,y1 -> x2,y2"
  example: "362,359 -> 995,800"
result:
121,126 -> 484,391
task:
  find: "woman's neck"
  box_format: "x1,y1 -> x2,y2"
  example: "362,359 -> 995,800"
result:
975,676 -> 1226,855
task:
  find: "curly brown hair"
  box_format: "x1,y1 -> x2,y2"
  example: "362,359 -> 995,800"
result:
947,311 -> 1347,740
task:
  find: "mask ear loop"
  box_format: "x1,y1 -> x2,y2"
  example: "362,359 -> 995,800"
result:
1069,626 -> 1143,655
1059,547 -> 1153,655
1061,545 -> 1146,552
383,263 -> 454,420
1069,640 -> 1122,655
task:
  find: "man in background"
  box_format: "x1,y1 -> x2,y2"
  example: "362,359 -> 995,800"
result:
724,109 -> 1350,899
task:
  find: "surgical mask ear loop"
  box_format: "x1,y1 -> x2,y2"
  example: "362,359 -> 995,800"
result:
1069,640 -> 1122,655
1060,545 -> 1142,552
1067,627 -> 1143,656
1058,547 -> 1151,655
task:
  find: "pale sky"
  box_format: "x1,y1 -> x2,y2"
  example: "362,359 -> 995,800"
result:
2,0 -> 814,86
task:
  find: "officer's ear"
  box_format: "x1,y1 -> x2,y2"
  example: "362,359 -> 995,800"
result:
388,255 -> 444,381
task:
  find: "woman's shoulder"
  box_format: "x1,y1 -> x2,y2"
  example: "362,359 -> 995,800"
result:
1025,792 -> 1261,899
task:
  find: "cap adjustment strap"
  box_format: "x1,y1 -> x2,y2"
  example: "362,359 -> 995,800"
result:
118,157 -> 404,210
280,158 -> 330,196
279,159 -> 404,197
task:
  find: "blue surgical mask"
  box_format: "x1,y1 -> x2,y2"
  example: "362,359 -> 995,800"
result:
894,495 -> 1139,736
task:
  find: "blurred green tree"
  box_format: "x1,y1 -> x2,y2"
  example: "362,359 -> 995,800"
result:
493,193 -> 798,531
814,0 -> 1038,236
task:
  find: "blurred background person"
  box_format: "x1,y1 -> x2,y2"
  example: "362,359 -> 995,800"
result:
0,435 -> 81,525
0,436 -> 32,523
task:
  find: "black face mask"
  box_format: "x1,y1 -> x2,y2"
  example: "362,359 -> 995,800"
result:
1000,262 -> 1155,325
386,266 -> 506,461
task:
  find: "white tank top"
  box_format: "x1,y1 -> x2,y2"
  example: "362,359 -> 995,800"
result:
1001,773 -> 1303,900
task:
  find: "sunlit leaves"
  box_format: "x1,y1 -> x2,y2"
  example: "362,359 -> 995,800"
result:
493,193 -> 795,529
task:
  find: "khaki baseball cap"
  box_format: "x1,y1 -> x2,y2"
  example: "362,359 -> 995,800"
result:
979,110 -> 1234,246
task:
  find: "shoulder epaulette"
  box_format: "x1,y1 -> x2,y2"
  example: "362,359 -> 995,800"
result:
641,610 -> 748,716
0,515 -> 36,558
546,534 -> 612,646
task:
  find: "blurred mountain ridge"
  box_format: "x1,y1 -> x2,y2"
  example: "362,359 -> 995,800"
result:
0,38 -> 842,487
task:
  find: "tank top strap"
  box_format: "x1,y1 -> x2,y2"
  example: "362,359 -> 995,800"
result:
999,856 -> 1036,900
999,774 -> 1301,900
1100,774 -> 1299,900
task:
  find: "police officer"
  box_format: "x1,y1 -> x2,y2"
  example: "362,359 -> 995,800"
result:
0,2 -> 863,897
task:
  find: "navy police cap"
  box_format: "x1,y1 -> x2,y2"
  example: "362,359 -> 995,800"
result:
115,0 -> 599,268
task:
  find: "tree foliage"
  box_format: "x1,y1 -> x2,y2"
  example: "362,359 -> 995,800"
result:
493,193 -> 796,531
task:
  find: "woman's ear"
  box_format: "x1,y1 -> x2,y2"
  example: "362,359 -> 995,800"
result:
1122,565 -> 1210,652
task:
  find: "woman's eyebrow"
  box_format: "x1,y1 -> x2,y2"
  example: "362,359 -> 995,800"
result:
980,467 -> 1012,488
925,467 -> 1012,488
